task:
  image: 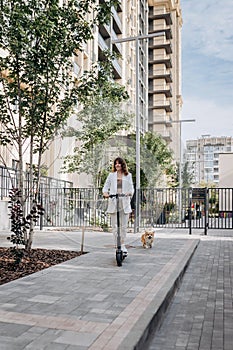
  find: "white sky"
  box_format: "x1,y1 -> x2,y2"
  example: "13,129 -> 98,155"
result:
180,0 -> 233,146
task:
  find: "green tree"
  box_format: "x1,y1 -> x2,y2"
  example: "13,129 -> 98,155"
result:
123,132 -> 176,188
62,53 -> 132,188
182,161 -> 194,188
0,0 -> 119,250
174,161 -> 194,188
98,131 -> 176,188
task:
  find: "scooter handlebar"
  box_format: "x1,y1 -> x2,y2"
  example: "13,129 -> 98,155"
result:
108,193 -> 127,198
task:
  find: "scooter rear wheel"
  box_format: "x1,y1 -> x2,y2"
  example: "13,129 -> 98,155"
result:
116,250 -> 123,266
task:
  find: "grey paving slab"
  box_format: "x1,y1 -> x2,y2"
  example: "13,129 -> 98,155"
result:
0,228 -> 199,349
146,235 -> 233,350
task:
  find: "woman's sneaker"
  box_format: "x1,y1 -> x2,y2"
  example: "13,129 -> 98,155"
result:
122,245 -> 128,257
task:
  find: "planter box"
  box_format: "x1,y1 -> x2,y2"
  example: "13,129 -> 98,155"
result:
0,200 -> 10,230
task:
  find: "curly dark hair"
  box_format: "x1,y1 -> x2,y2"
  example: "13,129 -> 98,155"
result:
112,157 -> 129,176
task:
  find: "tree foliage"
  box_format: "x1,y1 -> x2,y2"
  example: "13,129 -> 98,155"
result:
0,0 -> 119,249
124,132 -> 176,188
181,161 -> 195,188
98,131 -> 176,189
62,52 -> 132,187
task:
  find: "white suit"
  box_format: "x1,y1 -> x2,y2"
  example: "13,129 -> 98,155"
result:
102,172 -> 134,213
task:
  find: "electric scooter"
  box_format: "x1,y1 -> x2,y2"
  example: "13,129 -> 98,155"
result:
109,193 -> 127,267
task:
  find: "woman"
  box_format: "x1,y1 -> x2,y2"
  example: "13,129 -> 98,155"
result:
103,157 -> 134,256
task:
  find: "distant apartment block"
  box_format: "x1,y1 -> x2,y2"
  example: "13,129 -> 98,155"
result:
185,136 -> 233,186
219,153 -> 233,188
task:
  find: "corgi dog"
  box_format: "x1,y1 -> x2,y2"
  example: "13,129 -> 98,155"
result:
141,230 -> 155,249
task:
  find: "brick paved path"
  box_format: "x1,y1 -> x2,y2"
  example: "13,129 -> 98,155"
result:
147,238 -> 233,350
0,229 -> 199,350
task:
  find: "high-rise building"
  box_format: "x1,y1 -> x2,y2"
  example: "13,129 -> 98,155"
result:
50,0 -> 183,186
147,0 -> 182,161
0,1 -> 183,187
185,136 -> 233,185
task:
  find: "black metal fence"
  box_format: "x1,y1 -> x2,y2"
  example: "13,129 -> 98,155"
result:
37,187 -> 233,233
0,165 -> 72,200
0,165 -> 232,232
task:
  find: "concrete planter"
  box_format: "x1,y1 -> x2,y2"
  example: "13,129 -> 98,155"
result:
0,200 -> 10,230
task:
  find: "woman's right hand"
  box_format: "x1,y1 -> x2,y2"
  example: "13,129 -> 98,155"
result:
103,192 -> 109,198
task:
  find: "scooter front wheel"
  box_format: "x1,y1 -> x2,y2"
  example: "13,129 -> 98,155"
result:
116,250 -> 123,266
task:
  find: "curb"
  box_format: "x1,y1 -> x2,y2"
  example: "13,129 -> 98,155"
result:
120,239 -> 199,350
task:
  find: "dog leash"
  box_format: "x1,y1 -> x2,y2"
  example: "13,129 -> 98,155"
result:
58,230 -> 142,250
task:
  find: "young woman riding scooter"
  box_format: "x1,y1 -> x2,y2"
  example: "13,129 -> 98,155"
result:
103,157 -> 134,265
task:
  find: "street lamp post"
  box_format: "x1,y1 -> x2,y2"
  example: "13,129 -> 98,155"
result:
201,134 -> 211,183
171,119 -> 196,184
171,119 -> 196,221
112,32 -> 165,232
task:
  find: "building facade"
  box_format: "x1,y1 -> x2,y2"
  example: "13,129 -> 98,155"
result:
48,0 -> 182,186
218,153 -> 233,188
185,136 -> 233,186
148,0 -> 182,161
42,0 -> 150,186
0,0 -> 183,188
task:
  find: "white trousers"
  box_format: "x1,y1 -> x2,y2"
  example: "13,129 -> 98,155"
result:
110,202 -> 129,246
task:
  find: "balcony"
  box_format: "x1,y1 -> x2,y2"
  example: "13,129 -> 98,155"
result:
148,12 -> 172,26
99,23 -> 111,39
148,56 -> 172,69
111,32 -> 122,55
112,58 -> 122,79
148,116 -> 172,126
116,0 -> 122,12
148,28 -> 172,40
162,131 -> 172,142
149,85 -> 172,98
112,7 -> 122,34
149,41 -> 172,54
98,33 -> 109,51
149,69 -> 172,83
149,102 -> 172,113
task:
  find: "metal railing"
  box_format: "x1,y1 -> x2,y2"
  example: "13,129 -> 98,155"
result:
1,167 -> 232,233
37,187 -> 233,233
0,165 -> 72,200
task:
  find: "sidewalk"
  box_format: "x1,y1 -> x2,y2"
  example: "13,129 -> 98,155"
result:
147,231 -> 233,350
0,228 -> 230,349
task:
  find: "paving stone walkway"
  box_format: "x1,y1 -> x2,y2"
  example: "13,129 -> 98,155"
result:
0,229 -> 198,349
146,237 -> 233,350
1,229 -> 232,349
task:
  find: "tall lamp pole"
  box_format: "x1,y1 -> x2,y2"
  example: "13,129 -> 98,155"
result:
201,134 -> 211,183
171,119 -> 196,184
112,32 -> 164,232
171,119 -> 196,221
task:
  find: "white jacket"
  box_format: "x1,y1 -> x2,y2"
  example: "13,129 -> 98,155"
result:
102,172 -> 134,214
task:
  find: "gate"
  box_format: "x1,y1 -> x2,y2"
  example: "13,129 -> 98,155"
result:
38,187 -> 233,234
140,187 -> 233,234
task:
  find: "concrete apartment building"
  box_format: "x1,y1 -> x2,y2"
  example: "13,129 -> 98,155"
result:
48,0 -> 183,186
219,153 -> 233,188
0,0 -> 182,187
185,136 -> 233,186
41,0 -> 150,187
148,0 -> 182,162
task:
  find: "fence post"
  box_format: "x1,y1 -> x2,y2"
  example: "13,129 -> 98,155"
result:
81,227 -> 85,254
39,187 -> 43,231
188,188 -> 192,235
204,187 -> 208,235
